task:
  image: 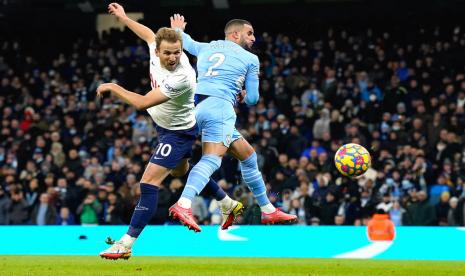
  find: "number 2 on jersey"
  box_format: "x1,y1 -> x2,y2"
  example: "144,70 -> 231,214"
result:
205,53 -> 225,77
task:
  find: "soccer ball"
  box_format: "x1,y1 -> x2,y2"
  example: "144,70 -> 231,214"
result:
334,143 -> 371,177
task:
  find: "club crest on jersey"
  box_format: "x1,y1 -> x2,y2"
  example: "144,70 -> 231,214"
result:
225,134 -> 232,146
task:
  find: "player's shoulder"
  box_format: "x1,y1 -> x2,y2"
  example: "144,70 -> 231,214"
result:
181,51 -> 196,65
247,51 -> 259,63
239,49 -> 259,65
229,43 -> 258,62
148,41 -> 157,51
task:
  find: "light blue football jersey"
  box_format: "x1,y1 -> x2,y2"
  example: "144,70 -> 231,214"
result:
179,31 -> 260,106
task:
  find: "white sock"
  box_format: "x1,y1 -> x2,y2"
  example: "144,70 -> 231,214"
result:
178,197 -> 192,208
260,203 -> 276,214
120,234 -> 136,248
219,196 -> 234,211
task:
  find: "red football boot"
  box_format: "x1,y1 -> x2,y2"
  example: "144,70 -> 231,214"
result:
261,208 -> 298,224
169,203 -> 201,232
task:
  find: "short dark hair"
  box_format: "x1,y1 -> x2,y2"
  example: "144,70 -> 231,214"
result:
155,27 -> 182,50
224,19 -> 252,35
376,209 -> 386,215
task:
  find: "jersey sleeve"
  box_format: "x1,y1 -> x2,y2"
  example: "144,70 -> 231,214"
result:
176,30 -> 207,56
148,42 -> 156,60
244,55 -> 260,106
180,52 -> 191,67
159,74 -> 191,99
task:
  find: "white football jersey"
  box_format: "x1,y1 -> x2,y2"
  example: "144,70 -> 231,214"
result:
146,42 -> 196,130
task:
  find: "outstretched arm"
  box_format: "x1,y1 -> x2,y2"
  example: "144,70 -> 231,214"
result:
97,74 -> 191,109
244,56 -> 260,106
97,83 -> 169,110
108,3 -> 155,44
170,13 -> 207,56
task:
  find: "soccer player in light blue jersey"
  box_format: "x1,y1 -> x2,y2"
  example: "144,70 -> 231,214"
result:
169,14 -> 297,232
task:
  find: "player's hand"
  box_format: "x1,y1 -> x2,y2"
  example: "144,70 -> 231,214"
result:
96,83 -> 114,98
170,13 -> 187,31
236,90 -> 246,103
108,3 -> 127,19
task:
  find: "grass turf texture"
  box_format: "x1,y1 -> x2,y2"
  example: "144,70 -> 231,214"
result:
1,256 -> 463,275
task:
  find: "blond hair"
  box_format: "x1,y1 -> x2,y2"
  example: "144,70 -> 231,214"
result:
155,27 -> 182,49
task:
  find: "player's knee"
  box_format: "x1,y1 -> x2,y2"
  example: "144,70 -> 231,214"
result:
201,154 -> 222,172
170,159 -> 190,178
240,152 -> 258,168
170,166 -> 188,178
140,166 -> 167,187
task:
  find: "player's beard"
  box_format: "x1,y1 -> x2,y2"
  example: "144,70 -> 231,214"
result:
164,60 -> 178,71
238,37 -> 252,51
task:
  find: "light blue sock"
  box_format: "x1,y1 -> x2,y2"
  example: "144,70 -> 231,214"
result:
181,154 -> 222,200
240,152 -> 271,206
187,163 -> 227,201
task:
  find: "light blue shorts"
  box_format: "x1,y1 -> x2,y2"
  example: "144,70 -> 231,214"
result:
195,96 -> 242,147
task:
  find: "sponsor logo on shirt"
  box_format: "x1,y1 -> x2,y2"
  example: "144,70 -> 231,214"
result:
163,80 -> 175,92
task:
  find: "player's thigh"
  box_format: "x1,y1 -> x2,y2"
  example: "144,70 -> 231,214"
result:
228,137 -> 255,161
149,126 -> 197,177
202,141 -> 228,157
140,162 -> 171,186
196,97 -> 236,149
170,158 -> 190,178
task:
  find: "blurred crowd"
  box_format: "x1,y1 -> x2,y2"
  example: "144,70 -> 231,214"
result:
1,23 -> 465,227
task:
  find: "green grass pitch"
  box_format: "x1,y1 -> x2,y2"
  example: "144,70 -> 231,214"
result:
1,256 -> 463,275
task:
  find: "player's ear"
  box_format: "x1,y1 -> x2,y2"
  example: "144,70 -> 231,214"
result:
155,48 -> 160,57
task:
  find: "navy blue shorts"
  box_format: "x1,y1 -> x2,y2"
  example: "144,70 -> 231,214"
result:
150,124 -> 198,169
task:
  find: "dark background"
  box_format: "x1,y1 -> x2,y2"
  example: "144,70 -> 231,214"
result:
2,0 -> 465,45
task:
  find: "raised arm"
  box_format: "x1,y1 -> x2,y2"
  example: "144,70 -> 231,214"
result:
108,3 -> 155,44
170,13 -> 207,56
244,56 -> 260,106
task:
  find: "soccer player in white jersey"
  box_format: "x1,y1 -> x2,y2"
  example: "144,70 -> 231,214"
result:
98,3 -> 243,260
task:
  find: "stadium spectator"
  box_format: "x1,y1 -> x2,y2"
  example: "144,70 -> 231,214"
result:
447,197 -> 459,226
56,207 -> 76,225
289,198 -> 306,225
455,197 -> 465,226
319,191 -> 339,225
389,200 -> 405,226
403,191 -> 436,226
31,193 -> 57,225
8,188 -> 29,225
103,192 -> 125,225
436,192 -> 451,226
367,210 -> 395,241
77,193 -> 102,225
0,186 -> 11,225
